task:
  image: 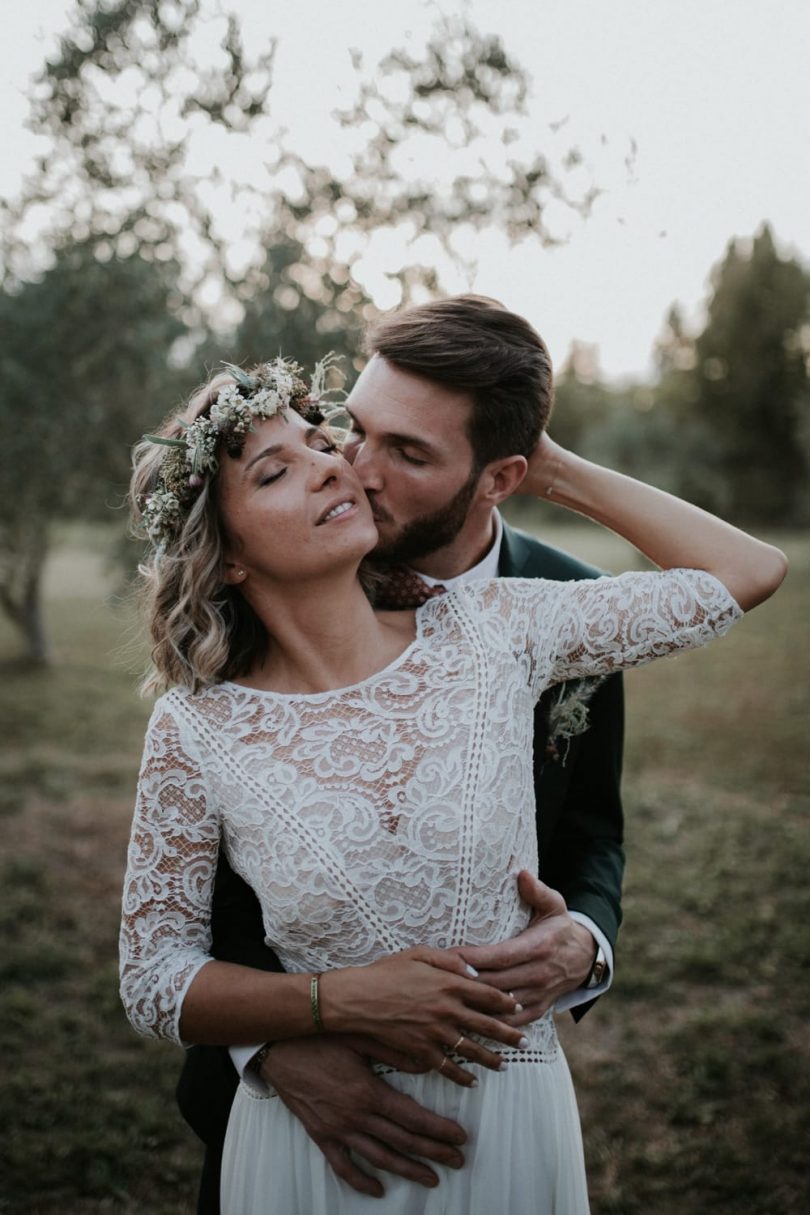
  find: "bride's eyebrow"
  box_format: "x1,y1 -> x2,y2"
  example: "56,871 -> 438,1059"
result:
243,427 -> 323,474
244,444 -> 282,472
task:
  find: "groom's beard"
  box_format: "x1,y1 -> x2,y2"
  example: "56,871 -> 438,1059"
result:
370,469 -> 481,566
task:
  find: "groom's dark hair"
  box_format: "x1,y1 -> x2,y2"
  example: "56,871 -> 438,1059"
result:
366,294 -> 553,470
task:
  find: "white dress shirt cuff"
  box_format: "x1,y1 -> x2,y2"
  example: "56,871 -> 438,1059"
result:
554,913 -> 614,1013
228,1044 -> 269,1096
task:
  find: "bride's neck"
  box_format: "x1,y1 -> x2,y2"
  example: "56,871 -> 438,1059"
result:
237,575 -> 412,695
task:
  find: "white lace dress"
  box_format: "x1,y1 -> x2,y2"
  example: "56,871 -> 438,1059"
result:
120,571 -> 742,1215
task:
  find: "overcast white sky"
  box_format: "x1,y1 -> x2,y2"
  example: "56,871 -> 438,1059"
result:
3,0 -> 809,381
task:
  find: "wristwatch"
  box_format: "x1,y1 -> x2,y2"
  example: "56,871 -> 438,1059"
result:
585,944 -> 608,989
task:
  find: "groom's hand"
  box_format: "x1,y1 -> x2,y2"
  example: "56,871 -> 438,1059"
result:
458,871 -> 595,1025
260,1035 -> 467,1198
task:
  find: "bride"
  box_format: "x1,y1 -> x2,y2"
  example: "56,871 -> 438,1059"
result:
120,353 -> 785,1214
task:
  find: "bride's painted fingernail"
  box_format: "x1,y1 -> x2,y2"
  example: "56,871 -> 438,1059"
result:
466,964 -> 479,977
518,1036 -> 530,1049
514,1002 -> 524,1012
498,1061 -> 509,1072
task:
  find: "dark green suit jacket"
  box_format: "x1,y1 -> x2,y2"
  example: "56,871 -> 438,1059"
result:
177,520 -> 625,1165
498,522 -> 625,948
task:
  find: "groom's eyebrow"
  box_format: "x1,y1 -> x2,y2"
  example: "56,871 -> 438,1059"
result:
345,408 -> 439,457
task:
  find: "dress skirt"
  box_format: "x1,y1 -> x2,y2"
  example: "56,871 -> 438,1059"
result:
221,1037 -> 590,1215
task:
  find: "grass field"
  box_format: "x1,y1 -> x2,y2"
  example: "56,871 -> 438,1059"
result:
1,522 -> 808,1214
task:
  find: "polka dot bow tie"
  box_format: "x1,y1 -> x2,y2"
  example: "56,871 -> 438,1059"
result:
375,567 -> 448,610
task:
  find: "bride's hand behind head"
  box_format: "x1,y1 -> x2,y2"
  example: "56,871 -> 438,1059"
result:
518,432 -> 569,500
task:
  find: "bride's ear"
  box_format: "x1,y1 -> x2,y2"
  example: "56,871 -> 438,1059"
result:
222,562 -> 248,585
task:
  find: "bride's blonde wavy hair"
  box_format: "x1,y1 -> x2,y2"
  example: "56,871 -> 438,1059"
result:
131,371 -> 278,696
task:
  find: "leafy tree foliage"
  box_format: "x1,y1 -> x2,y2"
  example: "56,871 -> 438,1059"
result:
0,241 -> 185,659
634,227 -> 810,522
213,238 -> 373,377
1,0 -> 604,660
546,227 -> 809,527
687,225 -> 810,523
551,344 -> 690,501
549,342 -> 615,452
4,1 -> 595,313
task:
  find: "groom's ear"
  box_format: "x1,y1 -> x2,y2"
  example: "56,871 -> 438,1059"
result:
477,455 -> 528,506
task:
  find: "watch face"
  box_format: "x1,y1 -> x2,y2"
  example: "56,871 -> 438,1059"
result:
587,947 -> 607,988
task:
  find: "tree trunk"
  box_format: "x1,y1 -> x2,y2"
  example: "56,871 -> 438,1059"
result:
0,525 -> 50,664
20,563 -> 49,663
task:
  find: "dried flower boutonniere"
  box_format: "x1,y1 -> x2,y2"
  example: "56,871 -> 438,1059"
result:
544,676 -> 608,764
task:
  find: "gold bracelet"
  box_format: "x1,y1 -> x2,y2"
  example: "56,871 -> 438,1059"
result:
544,456 -> 563,499
310,972 -> 324,1033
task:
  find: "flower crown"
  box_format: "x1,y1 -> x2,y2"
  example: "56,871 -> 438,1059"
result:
140,354 -> 342,552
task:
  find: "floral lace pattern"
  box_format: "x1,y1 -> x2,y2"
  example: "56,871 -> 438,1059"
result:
120,570 -> 741,1045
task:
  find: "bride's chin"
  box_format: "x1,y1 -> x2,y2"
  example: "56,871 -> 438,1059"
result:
357,521 -> 380,557
328,529 -> 378,572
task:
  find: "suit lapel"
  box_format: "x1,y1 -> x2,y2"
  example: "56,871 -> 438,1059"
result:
498,519 -> 535,578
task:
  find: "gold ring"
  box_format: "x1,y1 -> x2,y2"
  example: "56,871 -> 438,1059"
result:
438,1056 -> 449,1074
451,1034 -> 465,1053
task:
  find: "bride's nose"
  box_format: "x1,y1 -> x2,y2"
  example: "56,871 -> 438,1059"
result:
308,447 -> 341,488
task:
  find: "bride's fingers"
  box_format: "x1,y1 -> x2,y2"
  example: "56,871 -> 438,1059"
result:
458,982 -> 523,1022
432,1051 -> 478,1088
432,1024 -> 504,1073
409,949 -> 521,1017
455,1037 -> 504,1071
415,948 -> 482,979
459,1011 -> 529,1050
502,999 -> 552,1027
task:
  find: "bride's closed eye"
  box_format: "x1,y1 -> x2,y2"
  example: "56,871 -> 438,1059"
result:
258,439 -> 338,486
259,468 -> 286,486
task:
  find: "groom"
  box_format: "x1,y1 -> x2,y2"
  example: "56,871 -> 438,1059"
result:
177,295 -> 625,1210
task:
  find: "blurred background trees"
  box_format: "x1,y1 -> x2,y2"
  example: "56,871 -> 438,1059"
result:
547,226 -> 810,527
1,0 -> 808,661
686,225 -> 809,524
0,240 -> 185,660
1,0 -> 602,659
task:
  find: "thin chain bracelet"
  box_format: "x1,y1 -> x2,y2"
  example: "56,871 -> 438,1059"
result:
544,455 -> 563,499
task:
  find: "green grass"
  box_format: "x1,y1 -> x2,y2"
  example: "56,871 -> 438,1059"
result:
1,522 -> 808,1213
0,528 -> 196,1215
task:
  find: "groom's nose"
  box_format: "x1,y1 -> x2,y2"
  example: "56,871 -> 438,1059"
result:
350,440 -> 384,492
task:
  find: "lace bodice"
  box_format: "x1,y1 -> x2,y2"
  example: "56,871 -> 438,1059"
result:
120,570 -> 741,1044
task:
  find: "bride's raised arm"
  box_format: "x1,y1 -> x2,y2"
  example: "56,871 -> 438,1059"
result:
523,435 -> 787,612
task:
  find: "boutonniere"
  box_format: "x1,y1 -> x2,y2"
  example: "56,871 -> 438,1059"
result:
544,676 -> 607,764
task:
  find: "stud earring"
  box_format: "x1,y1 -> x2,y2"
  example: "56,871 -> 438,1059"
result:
234,568 -> 246,581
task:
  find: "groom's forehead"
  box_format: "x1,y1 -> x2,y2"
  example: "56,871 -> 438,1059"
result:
347,356 -> 473,440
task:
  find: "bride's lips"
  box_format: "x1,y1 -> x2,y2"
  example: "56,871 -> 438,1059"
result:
316,497 -> 359,525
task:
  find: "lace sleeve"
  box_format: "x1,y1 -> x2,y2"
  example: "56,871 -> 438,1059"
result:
547,568 -> 743,685
119,696 -> 220,1045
